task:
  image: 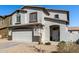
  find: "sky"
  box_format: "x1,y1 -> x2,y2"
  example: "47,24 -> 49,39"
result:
0,5 -> 79,27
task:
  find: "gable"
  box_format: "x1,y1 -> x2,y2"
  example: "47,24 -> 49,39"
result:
21,6 -> 69,23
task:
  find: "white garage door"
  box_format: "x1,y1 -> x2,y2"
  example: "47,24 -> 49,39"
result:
12,30 -> 32,42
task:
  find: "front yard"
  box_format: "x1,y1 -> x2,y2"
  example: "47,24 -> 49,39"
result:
0,39 -> 79,53
0,39 -> 57,53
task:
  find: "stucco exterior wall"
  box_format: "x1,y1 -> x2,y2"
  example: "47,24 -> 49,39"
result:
67,31 -> 79,42
12,9 -> 43,25
11,8 -> 70,42
37,10 -> 68,42
41,20 -> 68,42
12,13 -> 26,25
44,11 -> 68,21
41,19 -> 79,42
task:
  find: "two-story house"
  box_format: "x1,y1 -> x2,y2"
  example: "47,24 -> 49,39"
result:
8,6 -> 70,43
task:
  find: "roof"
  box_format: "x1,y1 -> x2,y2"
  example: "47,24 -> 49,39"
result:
68,27 -> 79,31
22,5 -> 50,15
21,6 -> 69,22
0,16 -> 4,18
0,6 -> 69,17
0,6 -> 69,23
0,26 -> 8,30
9,9 -> 27,16
0,9 -> 27,18
47,9 -> 69,13
0,14 -> 12,19
22,6 -> 68,13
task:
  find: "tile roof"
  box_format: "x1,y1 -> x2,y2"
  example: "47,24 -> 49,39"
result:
68,27 -> 79,31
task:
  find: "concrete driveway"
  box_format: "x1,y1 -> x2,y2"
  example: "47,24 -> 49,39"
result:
0,42 -> 19,49
0,40 -> 57,53
0,40 -> 37,53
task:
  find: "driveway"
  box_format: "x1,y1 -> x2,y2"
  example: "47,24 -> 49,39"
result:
0,42 -> 19,49
0,40 -> 58,53
0,41 -> 36,53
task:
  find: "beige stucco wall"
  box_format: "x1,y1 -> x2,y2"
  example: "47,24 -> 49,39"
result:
11,9 -> 43,25
39,10 -> 68,42
11,8 -> 79,43
67,31 -> 79,42
11,8 -> 70,42
45,11 -> 68,21
41,20 -> 68,42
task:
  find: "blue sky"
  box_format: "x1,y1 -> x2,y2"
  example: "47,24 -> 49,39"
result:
0,5 -> 79,27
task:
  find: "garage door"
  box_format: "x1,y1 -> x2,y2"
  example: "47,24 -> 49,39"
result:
12,30 -> 32,42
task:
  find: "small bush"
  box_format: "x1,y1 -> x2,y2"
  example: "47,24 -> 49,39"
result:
60,41 -> 66,44
45,42 -> 51,45
76,39 -> 79,44
57,41 -> 79,53
57,41 -> 66,52
57,41 -> 66,47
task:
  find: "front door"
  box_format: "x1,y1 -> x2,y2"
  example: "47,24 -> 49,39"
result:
50,25 -> 60,41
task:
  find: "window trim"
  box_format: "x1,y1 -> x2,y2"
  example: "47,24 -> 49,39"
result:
54,14 -> 59,19
16,13 -> 21,24
29,12 -> 37,23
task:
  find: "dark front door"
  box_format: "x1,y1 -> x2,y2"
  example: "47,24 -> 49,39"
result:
50,25 -> 60,41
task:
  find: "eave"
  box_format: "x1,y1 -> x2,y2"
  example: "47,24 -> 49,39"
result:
44,17 -> 69,25
9,23 -> 44,29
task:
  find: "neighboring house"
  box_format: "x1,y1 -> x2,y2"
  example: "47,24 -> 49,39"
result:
0,15 -> 11,39
8,6 -> 70,43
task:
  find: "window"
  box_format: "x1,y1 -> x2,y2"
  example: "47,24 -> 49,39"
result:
16,13 -> 21,24
55,14 -> 59,19
30,12 -> 37,22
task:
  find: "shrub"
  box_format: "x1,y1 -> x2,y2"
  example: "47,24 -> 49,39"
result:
57,41 -> 79,53
57,41 -> 66,52
76,39 -> 79,44
57,41 -> 66,47
45,42 -> 51,45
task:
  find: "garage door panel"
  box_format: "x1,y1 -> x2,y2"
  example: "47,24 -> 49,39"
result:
12,30 -> 32,42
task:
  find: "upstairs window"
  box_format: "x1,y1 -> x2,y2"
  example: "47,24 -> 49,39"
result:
55,14 -> 59,19
16,13 -> 21,24
30,12 -> 37,22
